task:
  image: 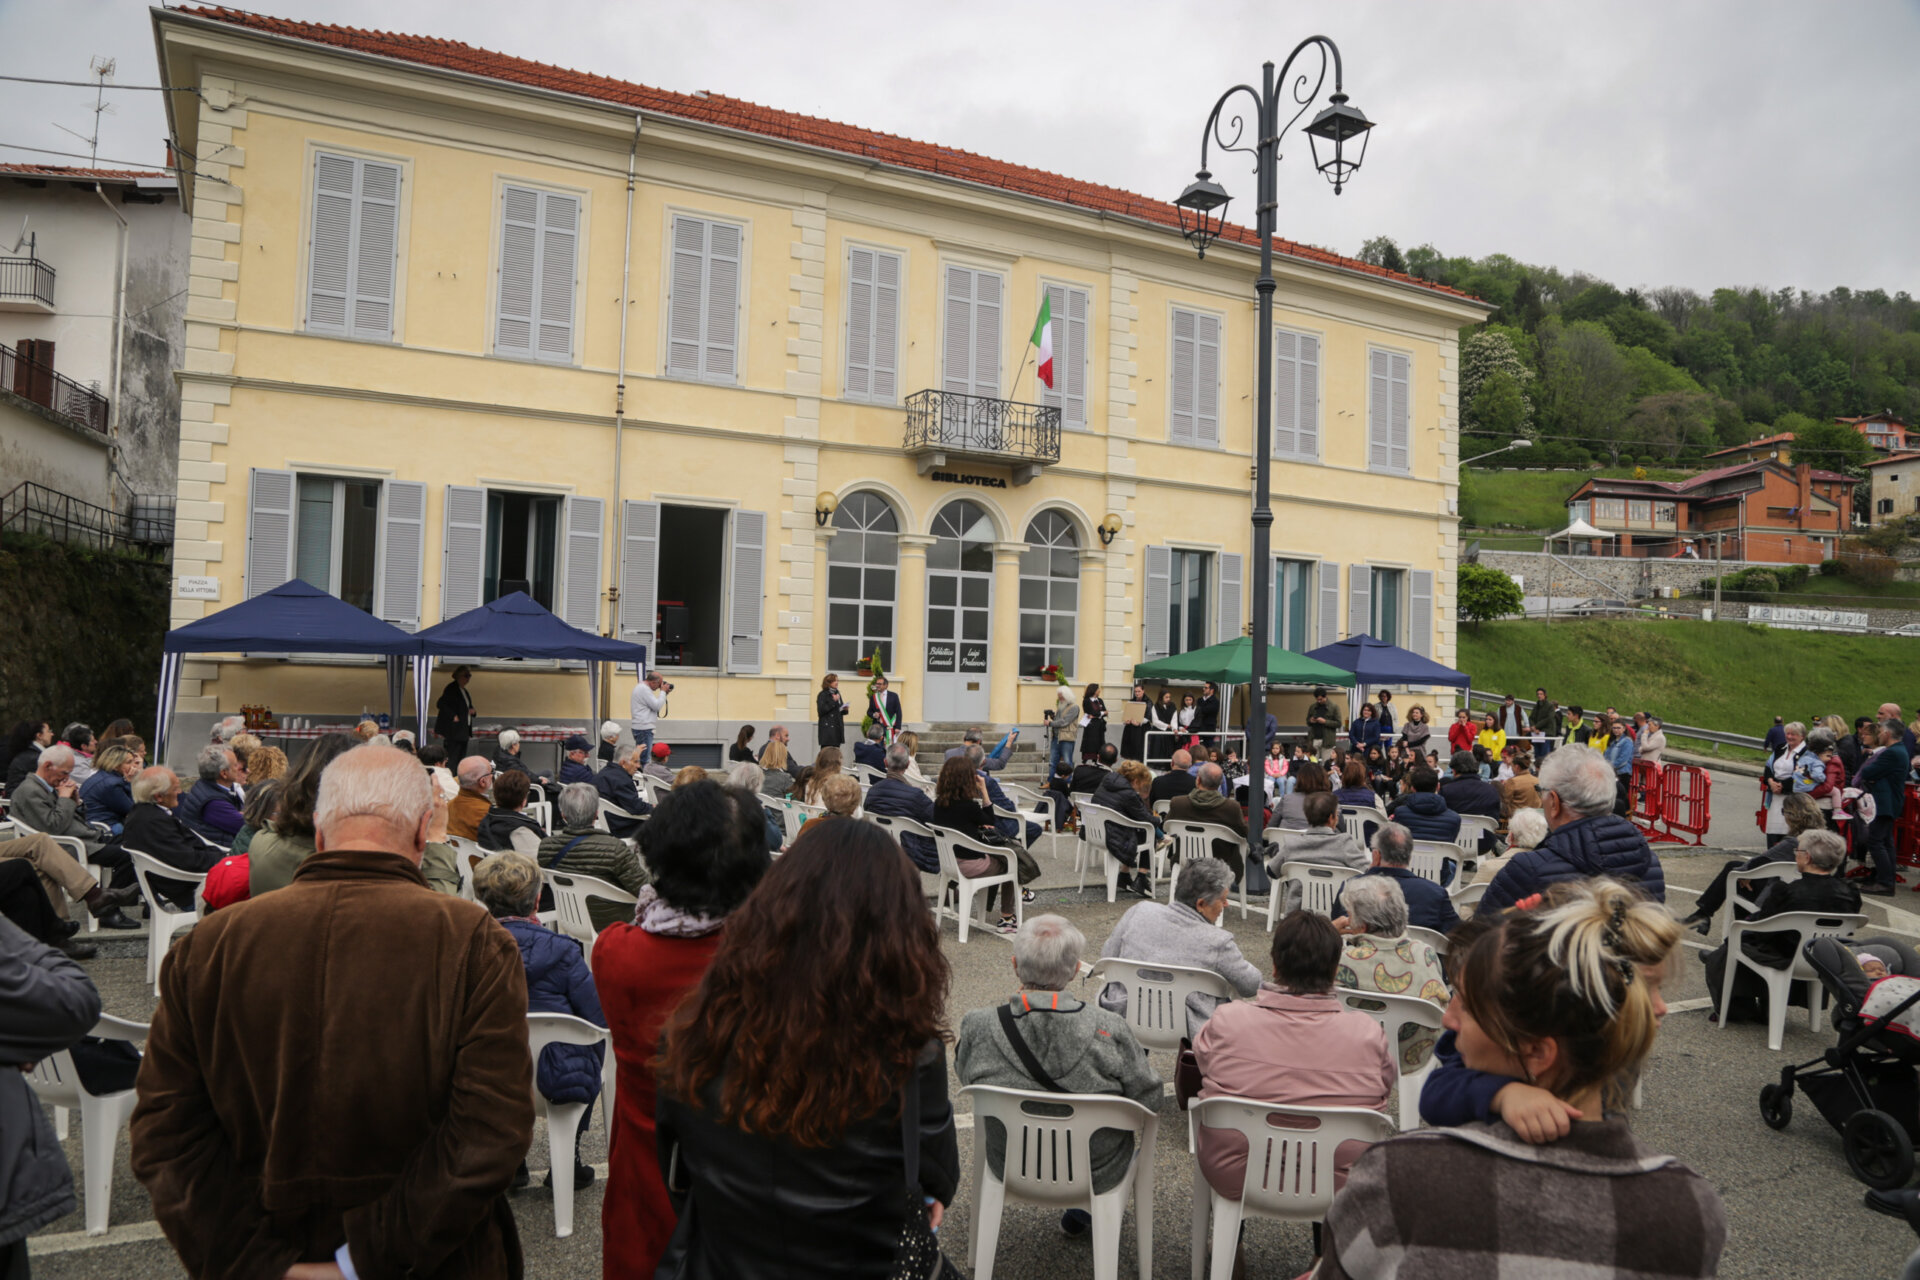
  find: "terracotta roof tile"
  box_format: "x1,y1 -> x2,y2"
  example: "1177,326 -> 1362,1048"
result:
0,163 -> 172,181
169,5 -> 1485,306
1704,431 -> 1794,457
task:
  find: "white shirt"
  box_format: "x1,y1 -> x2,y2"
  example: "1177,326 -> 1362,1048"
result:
630,682 -> 667,733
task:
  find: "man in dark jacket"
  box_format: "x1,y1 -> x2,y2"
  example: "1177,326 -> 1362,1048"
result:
1149,749 -> 1198,806
860,744 -> 939,872
0,914 -> 100,1270
1482,746 -> 1666,911
1386,766 -> 1463,843
1529,688 -> 1558,761
557,734 -> 597,786
1439,750 -> 1502,854
1703,829 -> 1858,1020
177,745 -> 244,845
1306,688 -> 1340,757
1072,743 -> 1118,795
852,723 -> 888,771
1858,720 -> 1912,896
433,666 -> 474,761
593,747 -> 652,840
1331,823 -> 1461,934
131,744 -> 533,1280
1193,683 -> 1221,736
1166,763 -> 1247,882
1762,715 -> 1787,754
123,767 -> 226,912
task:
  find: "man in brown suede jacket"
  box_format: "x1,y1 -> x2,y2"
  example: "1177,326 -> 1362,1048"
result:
131,744 -> 534,1280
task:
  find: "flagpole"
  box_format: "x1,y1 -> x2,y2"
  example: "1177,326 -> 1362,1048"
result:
1008,344 -> 1033,402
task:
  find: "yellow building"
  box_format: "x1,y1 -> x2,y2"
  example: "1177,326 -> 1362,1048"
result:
151,9 -> 1490,764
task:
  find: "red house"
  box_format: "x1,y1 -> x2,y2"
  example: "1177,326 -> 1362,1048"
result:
1565,460 -> 1856,564
1838,411 -> 1910,453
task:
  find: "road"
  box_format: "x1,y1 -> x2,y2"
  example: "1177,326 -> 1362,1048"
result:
27,768 -> 1918,1278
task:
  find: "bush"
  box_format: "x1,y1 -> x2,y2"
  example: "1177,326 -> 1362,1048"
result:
1820,558 -> 1849,579
1634,455 -> 1655,467
1775,564 -> 1810,590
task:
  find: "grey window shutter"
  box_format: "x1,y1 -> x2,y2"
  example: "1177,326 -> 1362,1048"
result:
942,265 -> 973,396
1317,561 -> 1340,647
1041,283 -> 1065,418
376,480 -> 426,631
619,500 -> 660,653
1216,551 -> 1243,643
351,160 -> 399,340
1368,348 -> 1392,470
845,246 -> 875,399
1389,351 -> 1412,472
536,193 -> 577,361
728,509 -> 767,673
1041,285 -> 1089,428
872,250 -> 899,402
1410,570 -> 1435,659
703,220 -> 741,382
307,155 -> 355,333
495,186 -> 539,355
1272,329 -> 1299,456
246,468 -> 296,599
667,216 -> 705,377
1195,313 -> 1220,446
562,495 -> 604,633
972,270 -> 1001,399
1143,545 -> 1172,659
1170,309 -> 1196,443
440,485 -> 486,621
1348,564 -> 1372,640
1298,334 -> 1321,459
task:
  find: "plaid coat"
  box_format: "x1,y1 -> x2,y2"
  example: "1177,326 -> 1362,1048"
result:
1321,1117 -> 1726,1279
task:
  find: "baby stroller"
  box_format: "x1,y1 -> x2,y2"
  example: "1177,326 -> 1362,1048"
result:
1759,936 -> 1920,1189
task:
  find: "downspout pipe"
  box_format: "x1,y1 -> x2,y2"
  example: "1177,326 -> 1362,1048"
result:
604,116 -> 640,722
93,183 -> 130,509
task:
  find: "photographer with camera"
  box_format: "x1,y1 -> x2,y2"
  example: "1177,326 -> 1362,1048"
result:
631,670 -> 673,755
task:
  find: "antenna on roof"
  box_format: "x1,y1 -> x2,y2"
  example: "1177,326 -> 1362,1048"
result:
49,56 -> 117,165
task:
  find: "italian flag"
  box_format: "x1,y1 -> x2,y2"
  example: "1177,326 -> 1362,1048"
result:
1029,295 -> 1054,389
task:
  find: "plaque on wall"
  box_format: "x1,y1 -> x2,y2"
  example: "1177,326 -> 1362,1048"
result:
927,640 -> 956,673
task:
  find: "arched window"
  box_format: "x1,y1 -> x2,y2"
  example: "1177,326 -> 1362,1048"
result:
826,492 -> 898,673
1019,510 -> 1078,678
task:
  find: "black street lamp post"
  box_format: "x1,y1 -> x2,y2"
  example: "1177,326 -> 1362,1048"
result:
1173,39 -> 1372,859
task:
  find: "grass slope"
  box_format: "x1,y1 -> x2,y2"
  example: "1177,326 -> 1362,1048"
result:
1456,618 -> 1912,736
1460,466 -> 1691,531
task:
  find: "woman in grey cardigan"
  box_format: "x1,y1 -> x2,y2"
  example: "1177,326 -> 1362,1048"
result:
1095,858 -> 1261,1038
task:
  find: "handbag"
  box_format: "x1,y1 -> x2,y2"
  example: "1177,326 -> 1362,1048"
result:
1174,1036 -> 1203,1110
891,1063 -> 960,1280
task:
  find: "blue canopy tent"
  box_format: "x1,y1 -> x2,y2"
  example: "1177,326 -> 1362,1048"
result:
409,592 -> 647,735
155,579 -> 420,762
1303,633 -> 1473,724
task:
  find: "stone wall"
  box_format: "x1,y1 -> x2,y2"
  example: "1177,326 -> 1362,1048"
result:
1475,549 -> 1783,599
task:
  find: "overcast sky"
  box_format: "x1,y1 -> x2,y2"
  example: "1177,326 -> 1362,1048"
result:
4,0 -> 1916,296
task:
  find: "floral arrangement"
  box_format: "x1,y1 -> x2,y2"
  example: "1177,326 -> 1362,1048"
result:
1039,662 -> 1069,687
860,648 -> 887,739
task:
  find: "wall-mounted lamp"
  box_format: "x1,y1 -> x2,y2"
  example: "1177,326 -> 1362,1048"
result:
814,491 -> 839,527
1098,512 -> 1124,546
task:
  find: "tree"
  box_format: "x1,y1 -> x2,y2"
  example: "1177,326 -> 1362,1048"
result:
1358,236 -> 1406,274
1537,319 -> 1637,463
1457,563 -> 1524,630
1779,412 -> 1874,474
1623,392 -> 1717,460
1469,373 -> 1531,447
1459,329 -> 1535,440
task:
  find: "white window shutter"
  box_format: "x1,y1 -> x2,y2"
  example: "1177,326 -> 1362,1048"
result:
351,160 -> 399,340
562,496 -> 603,632
1042,285 -> 1089,428
495,186 -> 539,355
1348,564 -> 1372,640
1410,570 -> 1434,659
1041,283 -> 1065,418
619,500 -> 660,651
972,270 -> 1001,399
1368,348 -> 1392,470
1389,351 -> 1412,472
537,193 -> 577,361
376,480 -> 426,631
440,485 -> 486,621
307,155 -> 355,333
1317,561 -> 1340,647
872,250 -> 899,402
1272,329 -> 1299,457
702,220 -> 741,382
667,216 -> 705,377
942,265 -> 973,396
1170,309 -> 1196,443
246,468 -> 296,599
1195,313 -> 1220,446
1298,333 -> 1321,459
728,509 -> 767,673
1216,551 -> 1243,643
845,246 -> 875,399
1144,545 -> 1172,659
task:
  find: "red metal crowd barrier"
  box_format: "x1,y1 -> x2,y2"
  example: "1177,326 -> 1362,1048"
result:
1638,763 -> 1711,846
1897,784 -> 1920,871
1628,760 -> 1663,829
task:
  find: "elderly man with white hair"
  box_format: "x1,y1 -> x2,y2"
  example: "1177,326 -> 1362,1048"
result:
447,755 -> 494,840
178,744 -> 245,845
956,914 -> 1161,1238
592,743 -> 652,840
1480,746 -> 1666,911
1330,822 -> 1461,935
209,714 -> 245,746
1096,857 -> 1262,1036
490,728 -> 554,795
121,766 -> 225,911
131,743 -> 535,1279
9,744 -> 110,853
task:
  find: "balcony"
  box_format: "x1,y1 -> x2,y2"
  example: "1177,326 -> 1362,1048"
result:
904,388 -> 1061,486
1,342 -> 109,434
0,256 -> 55,312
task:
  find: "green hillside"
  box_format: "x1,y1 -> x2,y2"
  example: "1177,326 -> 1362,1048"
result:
1459,466 -> 1690,532
1455,618 -> 1910,739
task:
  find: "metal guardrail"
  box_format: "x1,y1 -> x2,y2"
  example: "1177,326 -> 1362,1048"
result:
1464,689 -> 1764,753
0,481 -> 173,555
904,388 -> 1061,465
1,341 -> 107,433
0,255 -> 55,308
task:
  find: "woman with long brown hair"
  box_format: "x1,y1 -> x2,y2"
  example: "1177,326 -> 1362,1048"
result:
655,819 -> 959,1277
802,745 -> 843,806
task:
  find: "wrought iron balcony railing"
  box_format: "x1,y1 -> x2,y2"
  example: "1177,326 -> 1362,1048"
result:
1,342 -> 108,434
0,256 -> 55,310
903,389 -> 1061,483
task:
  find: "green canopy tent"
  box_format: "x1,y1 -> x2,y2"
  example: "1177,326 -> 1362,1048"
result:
1132,636 -> 1354,688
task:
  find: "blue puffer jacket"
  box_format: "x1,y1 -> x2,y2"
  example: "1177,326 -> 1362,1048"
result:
497,917 -> 606,1105
1481,813 -> 1666,911
1388,791 -> 1462,843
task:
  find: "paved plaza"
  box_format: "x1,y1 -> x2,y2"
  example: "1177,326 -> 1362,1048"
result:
24,768 -> 1916,1279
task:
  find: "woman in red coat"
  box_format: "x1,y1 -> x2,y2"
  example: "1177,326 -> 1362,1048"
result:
1447,707 -> 1478,757
591,780 -> 769,1278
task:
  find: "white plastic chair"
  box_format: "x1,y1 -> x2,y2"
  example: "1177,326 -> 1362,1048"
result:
125,849 -> 207,995
1719,910 -> 1868,1050
1450,880 -> 1488,916
524,799 -> 552,834
1152,798 -> 1172,821
930,827 -> 1023,943
8,814 -> 100,933
1406,840 -> 1460,887
1340,805 -> 1386,848
1268,861 -> 1361,930
1337,987 -> 1448,1129
542,869 -> 638,961
1404,925 -> 1450,957
847,763 -> 883,789
1162,821 -> 1251,920
1075,803 -> 1160,902
526,1011 -> 613,1239
25,1013 -> 148,1236
962,1084 -> 1159,1280
865,811 -> 946,907
784,799 -> 820,848
1187,1098 -> 1395,1280
1714,860 -> 1801,938
1082,958 -> 1236,1052
1455,814 -> 1498,854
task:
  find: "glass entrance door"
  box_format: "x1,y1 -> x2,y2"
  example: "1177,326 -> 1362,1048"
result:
924,500 -> 993,721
